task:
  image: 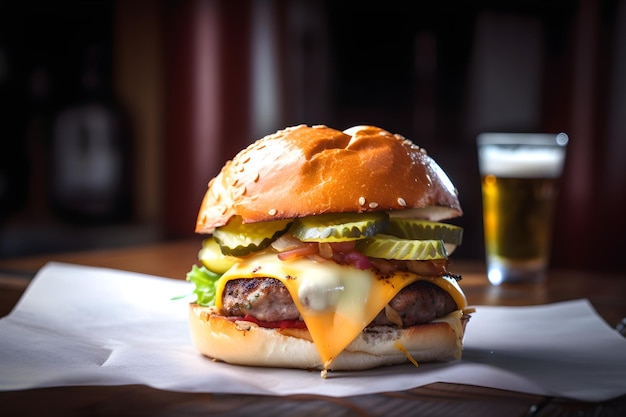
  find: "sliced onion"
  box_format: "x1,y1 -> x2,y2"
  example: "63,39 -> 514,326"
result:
339,250 -> 371,270
329,241 -> 356,252
406,259 -> 448,276
318,242 -> 333,259
384,304 -> 404,328
369,258 -> 399,275
271,233 -> 304,252
277,243 -> 319,260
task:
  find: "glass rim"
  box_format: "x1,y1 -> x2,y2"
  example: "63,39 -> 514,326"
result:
477,132 -> 569,147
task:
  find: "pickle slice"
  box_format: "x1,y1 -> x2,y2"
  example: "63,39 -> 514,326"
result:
213,216 -> 293,256
355,234 -> 448,260
384,218 -> 463,246
291,212 -> 389,242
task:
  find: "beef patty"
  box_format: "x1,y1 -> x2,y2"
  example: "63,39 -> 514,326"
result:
221,278 -> 458,327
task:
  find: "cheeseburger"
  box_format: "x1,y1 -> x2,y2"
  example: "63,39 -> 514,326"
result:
186,124 -> 471,375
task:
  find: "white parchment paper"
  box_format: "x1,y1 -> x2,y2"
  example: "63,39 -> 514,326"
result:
1,262 -> 625,401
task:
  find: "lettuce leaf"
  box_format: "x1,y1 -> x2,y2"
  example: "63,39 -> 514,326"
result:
185,264 -> 222,306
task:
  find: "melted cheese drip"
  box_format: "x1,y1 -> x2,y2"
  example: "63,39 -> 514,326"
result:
216,251 -> 467,369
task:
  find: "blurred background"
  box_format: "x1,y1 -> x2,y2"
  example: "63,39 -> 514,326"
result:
0,0 -> 624,273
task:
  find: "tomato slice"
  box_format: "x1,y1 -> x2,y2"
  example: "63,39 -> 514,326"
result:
227,315 -> 308,330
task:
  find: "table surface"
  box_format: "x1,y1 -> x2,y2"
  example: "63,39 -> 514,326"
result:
1,239 -> 625,417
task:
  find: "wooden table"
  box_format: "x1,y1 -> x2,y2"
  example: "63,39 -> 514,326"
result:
1,239 -> 625,417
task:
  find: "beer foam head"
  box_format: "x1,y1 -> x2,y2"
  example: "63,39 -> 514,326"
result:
477,133 -> 568,178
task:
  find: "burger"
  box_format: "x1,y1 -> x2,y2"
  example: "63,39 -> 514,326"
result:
186,124 -> 471,375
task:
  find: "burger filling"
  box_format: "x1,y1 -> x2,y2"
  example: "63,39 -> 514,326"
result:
222,278 -> 457,328
187,212 -> 470,369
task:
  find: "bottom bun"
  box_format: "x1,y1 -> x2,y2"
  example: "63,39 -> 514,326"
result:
188,304 -> 466,371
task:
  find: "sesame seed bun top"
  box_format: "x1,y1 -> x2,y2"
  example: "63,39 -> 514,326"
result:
196,125 -> 462,234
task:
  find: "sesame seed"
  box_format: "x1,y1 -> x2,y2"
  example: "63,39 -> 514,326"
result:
232,188 -> 243,199
268,208 -> 277,216
369,202 -> 379,209
397,197 -> 407,207
253,172 -> 260,182
358,196 -> 366,206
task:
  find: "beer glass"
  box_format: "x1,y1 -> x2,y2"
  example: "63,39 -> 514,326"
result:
477,133 -> 568,285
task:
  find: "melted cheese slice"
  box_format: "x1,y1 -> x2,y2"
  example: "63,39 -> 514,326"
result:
215,251 -> 467,370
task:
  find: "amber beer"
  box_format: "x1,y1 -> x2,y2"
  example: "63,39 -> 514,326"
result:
477,133 -> 568,285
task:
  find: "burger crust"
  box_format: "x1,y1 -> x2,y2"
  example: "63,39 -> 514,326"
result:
189,304 -> 464,371
196,125 -> 462,234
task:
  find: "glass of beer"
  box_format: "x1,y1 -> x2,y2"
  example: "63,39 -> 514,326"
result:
477,132 -> 568,285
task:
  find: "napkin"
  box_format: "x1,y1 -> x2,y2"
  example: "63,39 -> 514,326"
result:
1,262 -> 625,401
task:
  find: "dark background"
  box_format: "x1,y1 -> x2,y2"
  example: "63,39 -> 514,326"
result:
1,0 -> 624,273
